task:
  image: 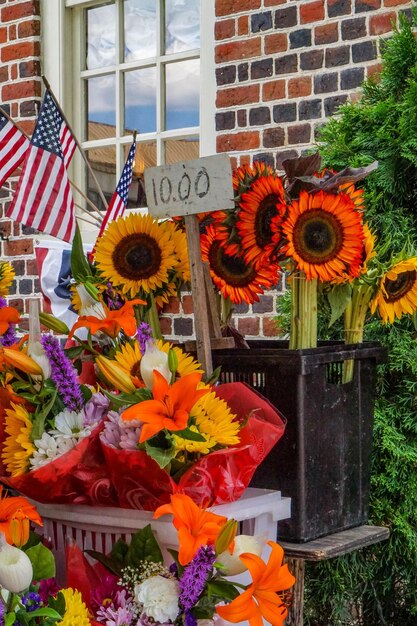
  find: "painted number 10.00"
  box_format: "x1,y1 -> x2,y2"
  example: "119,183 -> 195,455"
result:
151,167 -> 210,207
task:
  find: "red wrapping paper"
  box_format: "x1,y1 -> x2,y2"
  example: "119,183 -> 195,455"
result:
1,382 -> 286,510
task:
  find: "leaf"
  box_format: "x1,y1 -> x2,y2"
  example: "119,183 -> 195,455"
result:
24,608 -> 62,619
111,537 -> 129,566
144,441 -> 177,469
172,427 -> 206,442
85,549 -> 122,577
102,388 -> 152,410
127,524 -> 163,567
71,224 -> 92,282
206,579 -> 241,602
5,613 -> 16,626
64,345 -> 86,359
327,283 -> 352,327
31,389 -> 58,440
47,591 -> 66,617
25,543 -> 56,580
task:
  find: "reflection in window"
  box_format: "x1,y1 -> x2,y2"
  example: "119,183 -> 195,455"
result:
125,140 -> 157,207
125,68 -> 157,134
165,0 -> 200,54
165,59 -> 200,130
87,75 -> 116,138
86,145 -> 117,212
164,137 -> 199,164
124,0 -> 156,61
86,3 -> 116,70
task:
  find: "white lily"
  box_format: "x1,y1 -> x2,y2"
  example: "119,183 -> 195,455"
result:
27,299 -> 51,379
76,284 -> 106,318
140,340 -> 171,388
217,534 -> 264,576
0,533 -> 33,593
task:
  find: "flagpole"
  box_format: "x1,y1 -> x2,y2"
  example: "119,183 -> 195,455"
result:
41,75 -> 109,211
0,104 -> 104,224
75,211 -> 103,228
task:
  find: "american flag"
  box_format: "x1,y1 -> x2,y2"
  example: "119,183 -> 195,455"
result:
97,140 -> 136,239
0,111 -> 30,187
6,90 -> 77,243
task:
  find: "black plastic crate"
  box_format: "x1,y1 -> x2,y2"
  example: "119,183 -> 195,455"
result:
211,341 -> 387,543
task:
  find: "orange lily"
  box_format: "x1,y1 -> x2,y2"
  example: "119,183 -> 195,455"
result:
69,298 -> 146,339
216,541 -> 295,626
122,371 -> 208,442
154,493 -> 227,565
0,306 -> 20,335
0,486 -> 43,547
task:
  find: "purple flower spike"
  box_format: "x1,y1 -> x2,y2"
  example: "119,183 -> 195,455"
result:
179,545 -> 216,610
41,334 -> 84,411
136,321 -> 152,354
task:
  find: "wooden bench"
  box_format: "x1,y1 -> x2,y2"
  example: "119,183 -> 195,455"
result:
281,525 -> 390,625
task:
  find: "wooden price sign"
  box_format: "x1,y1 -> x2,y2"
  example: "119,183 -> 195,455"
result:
144,154 -> 235,376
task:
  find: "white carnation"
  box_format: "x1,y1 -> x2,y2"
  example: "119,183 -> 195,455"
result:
135,575 -> 179,623
50,409 -> 92,440
30,432 -> 76,469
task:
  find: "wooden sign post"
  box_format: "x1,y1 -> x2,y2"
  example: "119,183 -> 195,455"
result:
144,154 -> 235,376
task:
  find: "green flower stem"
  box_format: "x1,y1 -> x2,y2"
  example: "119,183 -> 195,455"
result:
220,295 -> 233,326
147,293 -> 163,340
343,283 -> 374,383
289,271 -> 318,349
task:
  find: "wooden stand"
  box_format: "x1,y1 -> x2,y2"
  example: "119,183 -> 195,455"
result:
282,525 -> 390,625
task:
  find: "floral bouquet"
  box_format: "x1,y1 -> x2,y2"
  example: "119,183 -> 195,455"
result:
0,255 -> 286,509
0,486 -> 99,625
64,493 -> 296,626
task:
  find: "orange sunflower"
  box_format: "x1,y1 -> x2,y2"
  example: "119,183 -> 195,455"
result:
233,162 -> 274,193
370,258 -> 417,324
282,190 -> 365,282
237,175 -> 287,268
201,225 -> 278,304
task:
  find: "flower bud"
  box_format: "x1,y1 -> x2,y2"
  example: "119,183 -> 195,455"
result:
96,355 -> 136,393
168,348 -> 178,380
2,347 -> 44,376
76,284 -> 106,318
9,511 -> 30,548
0,533 -> 33,593
214,519 -> 238,555
140,341 -> 170,389
39,312 -> 70,335
217,535 -> 264,576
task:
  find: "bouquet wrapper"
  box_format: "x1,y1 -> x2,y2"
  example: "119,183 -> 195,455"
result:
1,423 -> 117,506
102,382 -> 286,509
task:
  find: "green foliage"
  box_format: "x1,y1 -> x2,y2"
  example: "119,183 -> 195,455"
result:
303,9 -> 417,625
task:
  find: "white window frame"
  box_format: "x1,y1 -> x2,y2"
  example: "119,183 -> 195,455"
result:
41,0 -> 215,183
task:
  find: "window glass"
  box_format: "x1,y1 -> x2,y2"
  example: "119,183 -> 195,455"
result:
87,75 -> 116,139
124,67 -> 157,134
86,3 -> 116,69
124,0 -> 156,61
165,59 -> 200,130
86,145 -> 117,212
165,0 -> 200,54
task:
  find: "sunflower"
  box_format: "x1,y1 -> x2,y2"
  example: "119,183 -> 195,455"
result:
57,588 -> 90,626
0,262 -> 14,296
201,225 -> 278,304
233,162 -> 274,193
331,222 -> 376,285
2,403 -> 35,477
339,182 -> 365,211
162,220 -> 191,283
237,175 -> 287,268
172,424 -> 217,455
94,213 -> 177,298
113,339 -> 203,387
370,258 -> 417,324
191,389 -> 241,447
282,190 -> 365,282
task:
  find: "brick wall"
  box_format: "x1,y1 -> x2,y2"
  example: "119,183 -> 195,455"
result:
0,0 -> 41,326
0,0 -> 412,340
214,0 -> 412,171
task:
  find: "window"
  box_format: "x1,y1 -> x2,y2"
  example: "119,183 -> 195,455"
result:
42,0 -> 215,226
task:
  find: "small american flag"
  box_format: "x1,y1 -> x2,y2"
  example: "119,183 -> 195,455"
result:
97,140 -> 136,239
0,111 -> 30,187
6,90 -> 77,243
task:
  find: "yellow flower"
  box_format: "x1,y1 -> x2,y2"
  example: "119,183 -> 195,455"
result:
163,219 -> 191,283
57,588 -> 90,626
172,424 -> 216,454
2,403 -> 34,477
370,257 -> 417,324
192,389 -> 241,447
0,262 -> 14,296
158,341 -> 203,378
94,213 -> 178,298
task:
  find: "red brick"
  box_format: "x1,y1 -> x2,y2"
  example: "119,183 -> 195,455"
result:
288,76 -> 312,98
265,33 -> 288,54
9,24 -> 16,40
0,220 -> 11,239
262,79 -> 286,101
216,131 -> 260,153
0,27 -> 7,44
237,316 -> 260,336
10,64 -> 17,80
8,298 -> 24,313
19,120 -> 36,135
216,84 -> 259,107
367,62 -> 383,78
239,155 -> 251,167
2,79 -> 40,101
1,1 -> 39,22
300,0 -> 325,23
384,0 -> 408,4
215,38 -> 261,63
369,12 -> 396,34
0,66 -> 8,82
263,317 -> 281,337
1,41 -> 40,62
238,15 -> 249,35
26,259 -> 39,275
159,317 -> 173,335
13,222 -> 20,237
18,19 -> 40,39
4,238 -> 34,256
181,295 -> 193,314
216,0 -> 261,17
265,0 -> 286,4
162,296 -> 180,314
230,156 -> 238,169
357,0 -> 381,8
215,18 -> 235,40
314,23 -> 338,45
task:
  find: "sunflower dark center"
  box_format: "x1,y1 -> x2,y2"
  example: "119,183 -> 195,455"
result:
112,233 -> 162,280
209,242 -> 257,287
255,195 -> 279,247
384,270 -> 416,303
131,361 -> 142,378
293,209 -> 343,264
